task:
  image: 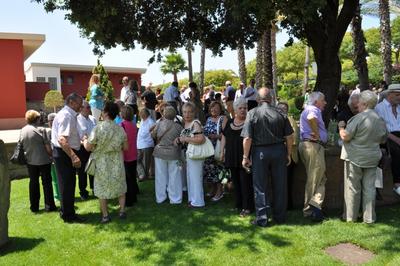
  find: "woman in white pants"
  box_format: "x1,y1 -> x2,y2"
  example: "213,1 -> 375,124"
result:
152,106 -> 183,204
175,102 -> 206,208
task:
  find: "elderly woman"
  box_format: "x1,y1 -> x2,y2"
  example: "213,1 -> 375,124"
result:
152,106 -> 184,204
203,101 -> 227,201
220,98 -> 254,217
176,102 -> 207,208
83,102 -> 128,223
120,105 -> 139,207
88,74 -> 104,121
20,110 -> 56,213
339,90 -> 388,224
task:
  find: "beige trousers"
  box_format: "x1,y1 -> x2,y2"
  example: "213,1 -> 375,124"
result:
299,141 -> 326,216
344,161 -> 376,223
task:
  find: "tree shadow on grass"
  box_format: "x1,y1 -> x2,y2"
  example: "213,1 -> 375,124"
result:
0,237 -> 44,256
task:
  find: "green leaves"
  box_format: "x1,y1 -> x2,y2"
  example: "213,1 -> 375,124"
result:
160,53 -> 188,82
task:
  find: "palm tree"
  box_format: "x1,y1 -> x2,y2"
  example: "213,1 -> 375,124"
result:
199,43 -> 206,95
352,3 -> 369,91
237,42 -> 247,84
160,53 -> 188,82
255,38 -> 263,89
271,23 -> 278,91
303,45 -> 311,94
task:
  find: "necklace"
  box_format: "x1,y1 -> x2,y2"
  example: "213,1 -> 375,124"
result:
232,119 -> 244,127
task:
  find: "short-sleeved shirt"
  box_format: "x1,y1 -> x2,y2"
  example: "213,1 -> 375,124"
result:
299,104 -> 328,143
89,84 -> 104,110
51,105 -> 81,150
241,102 -> 294,146
120,120 -> 137,162
164,85 -> 180,102
340,109 -> 388,167
224,86 -> 236,101
137,118 -> 155,149
244,86 -> 257,101
20,125 -> 51,165
375,99 -> 400,132
77,114 -> 96,139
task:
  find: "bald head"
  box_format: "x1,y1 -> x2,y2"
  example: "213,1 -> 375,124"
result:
257,87 -> 272,103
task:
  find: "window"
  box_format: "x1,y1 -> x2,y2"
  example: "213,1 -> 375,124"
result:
48,77 -> 58,90
36,77 -> 46,82
67,76 -> 74,85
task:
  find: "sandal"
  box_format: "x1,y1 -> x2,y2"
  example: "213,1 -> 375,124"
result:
119,212 -> 127,219
239,209 -> 251,218
101,215 -> 111,224
211,193 -> 224,202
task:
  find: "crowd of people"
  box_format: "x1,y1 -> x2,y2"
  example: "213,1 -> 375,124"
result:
18,74 -> 400,227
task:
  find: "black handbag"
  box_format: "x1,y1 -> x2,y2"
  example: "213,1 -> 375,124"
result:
10,140 -> 27,165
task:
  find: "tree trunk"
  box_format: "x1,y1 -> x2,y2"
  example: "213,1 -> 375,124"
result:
395,49 -> 400,65
271,23 -> 278,92
379,0 -> 392,84
173,72 -> 178,82
262,25 -> 273,89
255,38 -> 264,89
351,4 -> 369,91
303,45 -> 310,94
237,42 -> 247,84
0,140 -> 10,247
187,41 -> 193,82
199,43 -> 206,95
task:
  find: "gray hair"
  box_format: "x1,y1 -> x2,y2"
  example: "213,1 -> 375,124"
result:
347,93 -> 360,107
359,90 -> 377,109
65,93 -> 82,105
163,106 -> 176,120
47,113 -> 56,121
307,91 -> 325,106
182,102 -> 196,113
256,87 -> 272,103
233,98 -> 247,111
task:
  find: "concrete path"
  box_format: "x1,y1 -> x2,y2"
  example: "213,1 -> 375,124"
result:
0,129 -> 21,144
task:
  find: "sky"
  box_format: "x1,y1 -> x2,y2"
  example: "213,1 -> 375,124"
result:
0,1 -> 381,85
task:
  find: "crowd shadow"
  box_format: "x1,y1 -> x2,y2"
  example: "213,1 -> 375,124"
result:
0,237 -> 44,256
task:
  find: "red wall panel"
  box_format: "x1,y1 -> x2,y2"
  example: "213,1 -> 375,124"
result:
25,82 -> 50,101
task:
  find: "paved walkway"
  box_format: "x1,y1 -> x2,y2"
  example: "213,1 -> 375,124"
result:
0,129 -> 21,144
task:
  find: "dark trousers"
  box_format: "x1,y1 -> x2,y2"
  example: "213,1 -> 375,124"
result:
252,144 -> 287,223
76,145 -> 94,197
287,161 -> 296,209
389,131 -> 400,183
124,160 -> 139,206
53,147 -> 77,220
229,167 -> 254,211
27,163 -> 56,212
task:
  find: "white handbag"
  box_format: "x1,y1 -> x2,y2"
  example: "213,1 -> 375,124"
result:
185,120 -> 214,160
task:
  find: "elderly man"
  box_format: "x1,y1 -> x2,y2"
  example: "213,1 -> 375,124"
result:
337,93 -> 360,125
242,87 -> 294,227
76,101 -> 97,200
244,79 -> 257,111
339,90 -> 387,223
224,81 -> 236,118
375,84 -> 400,195
120,76 -> 129,103
299,91 -> 328,222
164,81 -> 181,113
51,93 -> 84,223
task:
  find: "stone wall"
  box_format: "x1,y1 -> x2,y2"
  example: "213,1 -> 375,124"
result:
0,139 -> 10,247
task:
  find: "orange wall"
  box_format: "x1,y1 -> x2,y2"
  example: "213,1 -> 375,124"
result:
0,39 -> 25,118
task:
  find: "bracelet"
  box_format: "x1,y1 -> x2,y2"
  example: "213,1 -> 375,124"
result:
243,155 -> 248,159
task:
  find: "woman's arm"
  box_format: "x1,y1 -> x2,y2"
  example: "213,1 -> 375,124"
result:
180,122 -> 205,144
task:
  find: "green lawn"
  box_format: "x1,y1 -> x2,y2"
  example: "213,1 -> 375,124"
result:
1,178 -> 400,265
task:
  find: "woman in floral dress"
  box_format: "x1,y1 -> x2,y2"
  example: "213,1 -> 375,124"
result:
203,101 -> 227,202
84,102 -> 128,223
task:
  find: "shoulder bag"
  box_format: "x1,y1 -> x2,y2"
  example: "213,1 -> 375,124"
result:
214,116 -> 223,161
10,140 -> 27,165
186,120 -> 214,160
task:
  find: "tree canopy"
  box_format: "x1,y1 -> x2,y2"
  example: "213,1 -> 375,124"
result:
160,53 -> 188,82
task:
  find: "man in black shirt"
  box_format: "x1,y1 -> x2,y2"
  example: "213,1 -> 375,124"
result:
241,87 -> 294,227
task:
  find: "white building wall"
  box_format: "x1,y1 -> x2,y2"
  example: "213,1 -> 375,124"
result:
26,65 -> 61,91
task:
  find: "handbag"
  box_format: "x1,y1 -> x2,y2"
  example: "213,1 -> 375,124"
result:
185,120 -> 214,160
85,154 -> 96,176
214,116 -> 223,161
10,140 -> 26,165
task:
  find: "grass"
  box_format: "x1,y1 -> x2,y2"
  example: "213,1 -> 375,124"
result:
1,178 -> 400,265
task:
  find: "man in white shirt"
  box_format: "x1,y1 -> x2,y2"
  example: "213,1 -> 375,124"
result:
180,85 -> 190,103
375,84 -> 400,195
51,93 -> 84,223
120,76 -> 129,103
234,82 -> 246,102
76,101 -> 97,200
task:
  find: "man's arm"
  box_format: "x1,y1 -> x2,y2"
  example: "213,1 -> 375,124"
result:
285,134 -> 294,166
242,137 -> 253,168
307,117 -> 320,140
58,136 -> 81,168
